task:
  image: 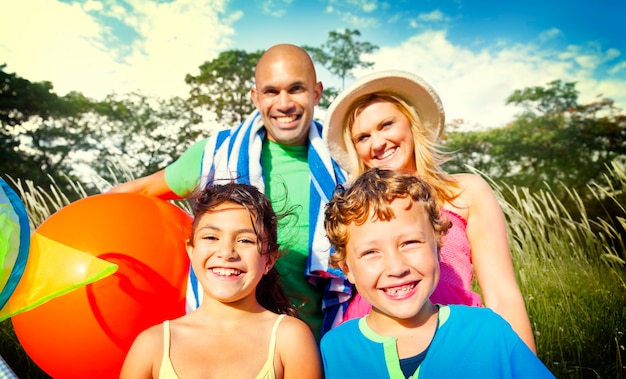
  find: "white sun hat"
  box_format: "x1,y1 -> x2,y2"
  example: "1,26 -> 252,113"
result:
323,69 -> 445,172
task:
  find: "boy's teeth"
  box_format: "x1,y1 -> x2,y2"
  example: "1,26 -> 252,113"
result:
384,283 -> 415,295
212,268 -> 241,276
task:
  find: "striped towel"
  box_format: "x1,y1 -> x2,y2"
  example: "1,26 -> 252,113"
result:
186,110 -> 351,334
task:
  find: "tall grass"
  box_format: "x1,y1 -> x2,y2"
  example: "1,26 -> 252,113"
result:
1,163 -> 625,378
490,161 -> 626,378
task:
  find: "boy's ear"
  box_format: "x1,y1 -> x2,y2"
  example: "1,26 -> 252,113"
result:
339,262 -> 356,284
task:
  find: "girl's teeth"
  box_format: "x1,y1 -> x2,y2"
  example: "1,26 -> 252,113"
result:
212,268 -> 241,276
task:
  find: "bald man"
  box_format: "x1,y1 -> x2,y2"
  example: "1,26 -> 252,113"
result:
110,44 -> 349,339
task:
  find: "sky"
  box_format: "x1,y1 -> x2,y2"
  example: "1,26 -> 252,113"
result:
1,0 -> 625,129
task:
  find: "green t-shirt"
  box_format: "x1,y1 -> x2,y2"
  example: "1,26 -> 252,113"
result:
163,138 -> 207,197
261,139 -> 323,339
165,136 -> 323,338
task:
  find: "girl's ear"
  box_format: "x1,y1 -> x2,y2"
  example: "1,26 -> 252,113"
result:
339,261 -> 356,284
264,250 -> 278,274
185,238 -> 193,259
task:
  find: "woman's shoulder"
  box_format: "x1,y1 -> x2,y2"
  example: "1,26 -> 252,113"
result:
449,173 -> 496,198
450,172 -> 490,187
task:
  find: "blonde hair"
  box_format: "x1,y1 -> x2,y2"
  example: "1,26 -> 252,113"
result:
342,92 -> 459,203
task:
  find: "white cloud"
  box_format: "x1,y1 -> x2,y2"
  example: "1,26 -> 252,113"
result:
260,0 -> 293,17
329,0 -> 378,13
346,29 -> 626,128
1,0 -> 240,100
410,9 -> 452,28
538,27 -> 562,43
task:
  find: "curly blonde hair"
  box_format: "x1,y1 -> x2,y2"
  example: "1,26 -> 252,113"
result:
324,168 -> 451,268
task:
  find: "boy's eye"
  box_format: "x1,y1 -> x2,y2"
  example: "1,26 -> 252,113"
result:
360,249 -> 378,258
401,240 -> 423,248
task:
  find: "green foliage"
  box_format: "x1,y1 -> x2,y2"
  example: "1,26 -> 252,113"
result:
185,49 -> 263,125
304,29 -> 379,107
443,80 -> 626,223
90,92 -> 204,182
0,65 -> 94,196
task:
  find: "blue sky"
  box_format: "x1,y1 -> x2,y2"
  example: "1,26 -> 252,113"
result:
1,0 -> 624,128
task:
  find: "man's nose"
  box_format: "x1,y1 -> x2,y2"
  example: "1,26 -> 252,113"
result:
276,91 -> 294,110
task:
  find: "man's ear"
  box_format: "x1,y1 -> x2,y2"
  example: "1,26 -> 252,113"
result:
250,87 -> 260,109
339,261 -> 355,284
313,81 -> 323,105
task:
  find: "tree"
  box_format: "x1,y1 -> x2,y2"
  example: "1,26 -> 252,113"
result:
90,92 -> 204,181
304,29 -> 379,108
0,64 -> 93,194
185,50 -> 263,126
443,80 -> 626,208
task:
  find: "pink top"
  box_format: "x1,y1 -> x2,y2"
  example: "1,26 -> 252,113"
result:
342,209 -> 483,322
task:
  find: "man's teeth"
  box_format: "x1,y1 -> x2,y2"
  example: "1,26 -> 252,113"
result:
384,283 -> 415,295
276,116 -> 297,123
212,268 -> 241,276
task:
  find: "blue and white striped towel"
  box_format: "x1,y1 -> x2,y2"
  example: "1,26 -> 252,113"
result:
187,110 -> 351,334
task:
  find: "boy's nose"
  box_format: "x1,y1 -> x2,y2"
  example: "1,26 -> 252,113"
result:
384,250 -> 409,277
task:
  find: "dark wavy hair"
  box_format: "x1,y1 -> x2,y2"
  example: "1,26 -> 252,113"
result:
189,181 -> 296,316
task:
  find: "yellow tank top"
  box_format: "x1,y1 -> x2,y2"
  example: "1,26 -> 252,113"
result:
158,315 -> 285,379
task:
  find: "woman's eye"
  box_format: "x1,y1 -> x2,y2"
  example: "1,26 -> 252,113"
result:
354,135 -> 369,143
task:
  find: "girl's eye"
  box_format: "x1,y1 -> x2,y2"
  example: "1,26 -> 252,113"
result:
201,235 -> 218,241
238,237 -> 256,245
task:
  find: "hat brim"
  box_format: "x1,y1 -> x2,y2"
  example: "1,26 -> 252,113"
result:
323,70 -> 445,173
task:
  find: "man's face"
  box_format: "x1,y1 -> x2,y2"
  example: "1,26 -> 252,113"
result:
251,54 -> 323,146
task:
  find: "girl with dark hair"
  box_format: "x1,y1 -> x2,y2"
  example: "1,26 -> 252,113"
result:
121,182 -> 321,379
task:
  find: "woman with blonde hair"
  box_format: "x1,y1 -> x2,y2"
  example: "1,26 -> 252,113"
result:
323,70 -> 536,352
